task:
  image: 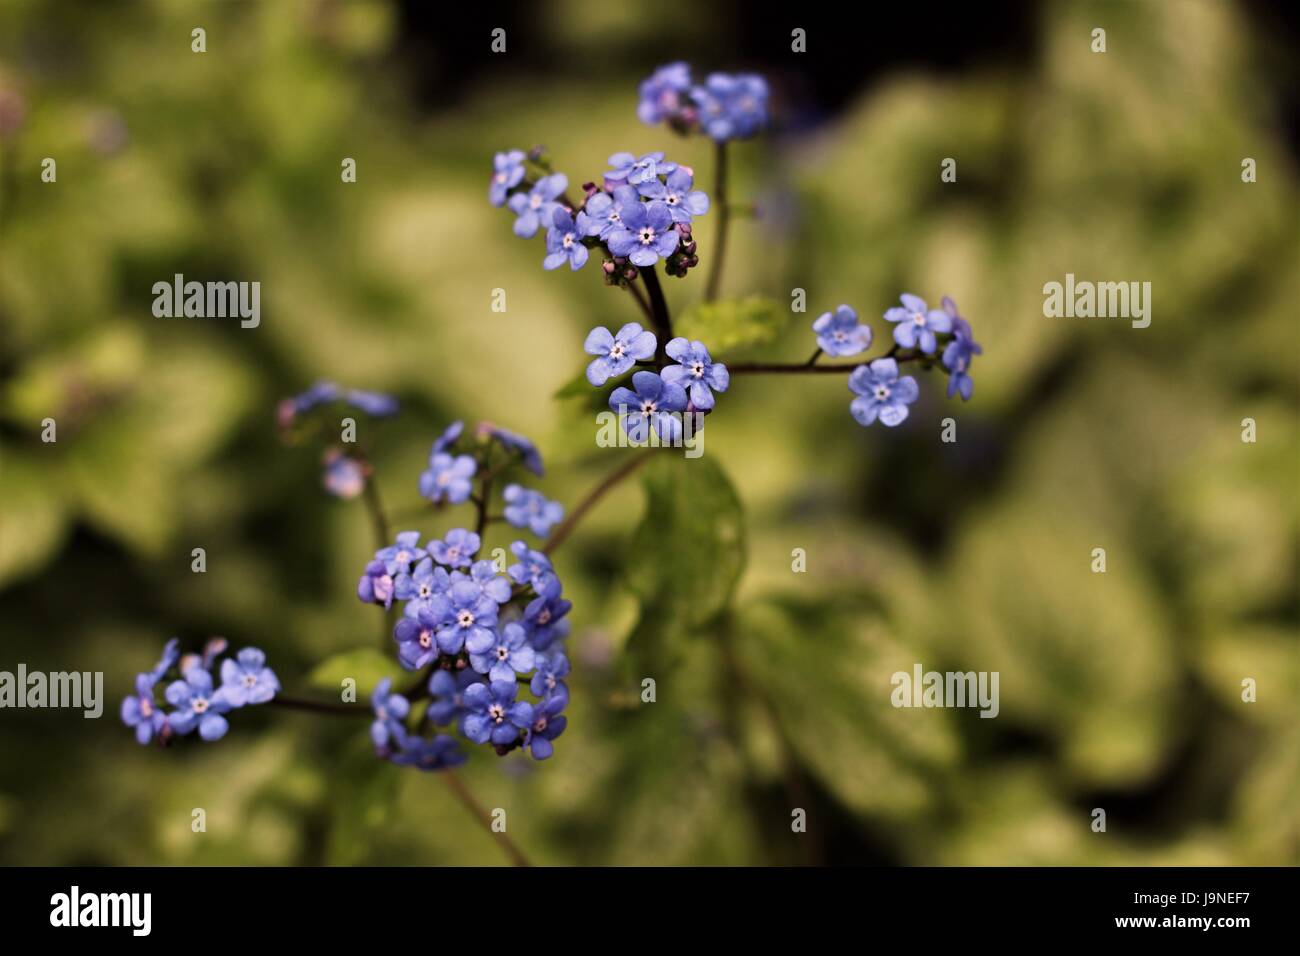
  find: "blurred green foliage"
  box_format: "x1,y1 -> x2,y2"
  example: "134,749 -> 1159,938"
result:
0,0 -> 1295,866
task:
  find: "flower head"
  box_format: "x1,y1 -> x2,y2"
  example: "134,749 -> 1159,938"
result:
436,580 -> 500,656
638,62 -> 692,126
608,200 -> 679,267
812,304 -> 873,357
940,296 -> 981,401
452,559 -> 512,606
883,293 -> 952,354
165,668 -> 233,741
427,668 -> 483,727
375,531 -> 426,577
848,358 -> 920,427
638,167 -> 709,224
419,451 -> 476,505
525,692 -> 568,760
584,322 -> 657,386
394,557 -> 450,619
581,185 -> 640,242
530,650 -> 571,701
503,485 -> 565,538
394,604 -> 444,670
344,388 -> 399,417
218,647 -> 280,707
605,151 -> 676,187
661,337 -> 729,410
462,680 -> 534,747
691,73 -> 768,141
358,558 -> 396,609
524,591 -> 572,652
543,206 -> 591,271
609,370 -> 688,443
429,528 -> 481,569
489,149 -> 526,207
120,672 -> 166,745
370,677 -> 411,752
508,540 -> 559,596
469,620 -> 537,683
508,172 -> 567,238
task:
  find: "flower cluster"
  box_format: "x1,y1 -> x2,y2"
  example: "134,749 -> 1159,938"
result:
120,638 -> 279,744
277,380 -> 400,500
637,62 -> 769,141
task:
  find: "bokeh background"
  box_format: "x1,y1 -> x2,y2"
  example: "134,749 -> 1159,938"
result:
0,0 -> 1296,865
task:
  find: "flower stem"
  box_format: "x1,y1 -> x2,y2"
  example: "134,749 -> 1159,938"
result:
440,770 -> 532,867
727,346 -> 930,375
704,140 -> 729,302
639,265 -> 673,366
624,279 -> 654,326
542,450 -> 655,555
362,474 -> 390,547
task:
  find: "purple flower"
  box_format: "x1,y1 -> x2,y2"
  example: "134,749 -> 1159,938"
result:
151,638 -> 180,682
469,621 -> 537,682
543,206 -> 591,271
609,370 -> 688,443
344,388 -> 399,417
394,557 -> 450,619
452,559 -> 512,605
394,604 -> 444,670
429,528 -> 480,569
433,420 -> 463,454
940,297 -> 981,401
883,293 -> 952,354
584,322 -> 657,386
508,173 -> 567,238
427,668 -> 483,726
812,304 -> 873,357
508,540 -> 559,596
581,185 -> 640,241
489,149 -> 526,207
661,337 -> 729,410
530,651 -> 571,700
390,733 -> 466,771
503,484 -> 565,538
419,451 -> 476,505
484,424 -> 544,475
848,358 -> 920,427
524,692 -> 568,760
376,531 -> 426,577
218,647 -> 279,707
691,73 -> 769,141
436,580 -> 499,655
638,62 -> 692,125
121,673 -> 166,745
165,668 -> 233,741
370,677 -> 410,752
462,680 -> 534,747
638,167 -> 709,224
322,451 -> 366,499
608,200 -> 679,267
605,151 -> 676,187
524,592 -> 572,652
357,558 -> 395,608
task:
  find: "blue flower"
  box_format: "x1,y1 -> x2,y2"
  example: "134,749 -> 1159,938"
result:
419,450 -> 476,505
530,650 -> 571,700
427,668 -> 483,726
608,200 -> 680,267
322,450 -> 366,500
605,151 -> 676,187
638,167 -> 709,224
436,580 -> 499,656
357,558 -> 395,608
691,73 -> 768,141
940,297 -> 981,401
344,388 -> 399,417
581,186 -> 640,242
218,647 -> 279,707
503,484 -> 565,537
848,358 -> 920,427
433,420 -> 463,455
524,592 -> 572,652
469,621 -> 537,682
525,692 -> 568,760
370,677 -> 410,752
150,638 -> 180,682
121,673 -> 166,745
429,528 -> 480,569
390,733 -> 467,771
638,62 -> 692,125
164,668 -> 233,741
508,540 -> 560,596
394,557 -> 450,618
508,173 -> 568,238
375,531 -> 426,577
462,680 -> 534,747
394,604 -> 444,670
661,337 -> 729,410
452,559 -> 512,605
489,149 -> 526,207
485,424 -> 544,475
812,304 -> 873,357
543,206 -> 592,271
584,322 -> 657,386
609,370 -> 688,443
883,293 -> 953,354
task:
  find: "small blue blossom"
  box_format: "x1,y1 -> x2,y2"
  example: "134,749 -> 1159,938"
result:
452,559 -> 512,605
394,605 -> 443,670
608,200 -> 680,267
508,540 -> 559,596
638,62 -> 692,125
609,370 -> 688,443
165,668 -> 233,741
358,558 -> 396,609
525,692 -> 568,760
489,149 -> 526,207
419,450 -> 476,505
543,207 -> 592,271
469,621 -> 537,683
375,531 -> 426,577
940,296 -> 981,401
638,167 -> 709,224
429,528 -> 480,569
394,557 -> 450,618
883,293 -> 953,354
605,151 -> 676,187
218,647 -> 279,707
390,733 -> 467,771
524,591 -> 572,652
436,580 -> 499,656
370,677 -> 410,752
508,173 -> 568,238
812,304 -> 873,357
848,358 -> 920,428
120,673 -> 166,745
322,450 -> 366,499
433,420 -> 463,455
484,424 -> 544,475
428,668 -> 483,727
530,651 -> 571,701
581,185 -> 640,242
462,680 -> 534,747
661,337 -> 729,410
691,73 -> 769,141
344,388 -> 399,417
150,638 -> 180,682
584,322 -> 657,386
503,484 -> 565,537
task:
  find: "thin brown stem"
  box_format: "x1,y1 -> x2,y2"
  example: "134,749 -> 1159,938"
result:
727,346 -> 929,375
441,771 -> 532,867
624,279 -> 654,325
704,140 -> 729,302
542,450 -> 655,555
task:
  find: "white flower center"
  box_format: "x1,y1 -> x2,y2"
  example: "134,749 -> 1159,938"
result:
912,311 -> 926,326
192,697 -> 209,714
489,704 -> 506,724
640,400 -> 658,414
419,630 -> 433,649
529,193 -> 543,209
242,674 -> 257,688
610,343 -> 626,358
495,646 -> 509,661
638,227 -> 655,245
691,361 -> 704,378
457,610 -> 475,628
875,385 -> 891,401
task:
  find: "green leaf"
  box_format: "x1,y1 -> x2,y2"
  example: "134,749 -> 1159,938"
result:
307,647 -> 403,698
675,295 -> 785,354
